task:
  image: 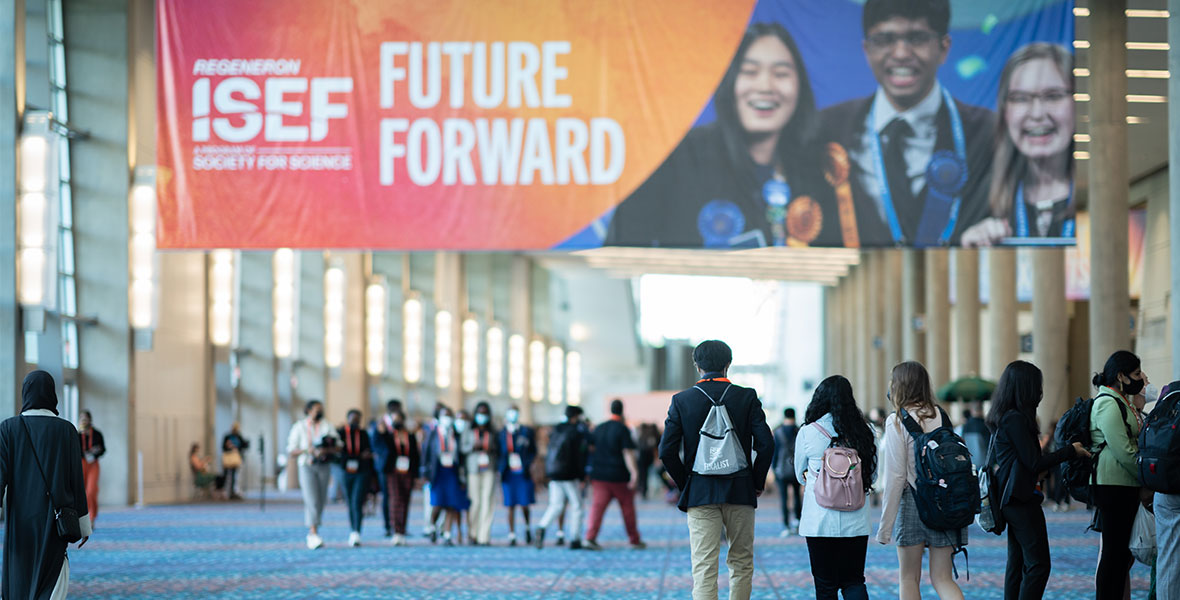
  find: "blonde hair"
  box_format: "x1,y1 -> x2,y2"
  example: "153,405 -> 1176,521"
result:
889,361 -> 938,420
987,43 -> 1075,221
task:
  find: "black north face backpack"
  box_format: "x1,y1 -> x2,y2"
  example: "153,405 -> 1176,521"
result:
1055,393 -> 1124,504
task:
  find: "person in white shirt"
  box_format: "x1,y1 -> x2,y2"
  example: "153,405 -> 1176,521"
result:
877,362 -> 966,600
287,399 -> 340,549
795,375 -> 877,600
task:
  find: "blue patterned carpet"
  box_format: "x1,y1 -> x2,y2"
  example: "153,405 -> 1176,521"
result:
2,490 -> 1151,599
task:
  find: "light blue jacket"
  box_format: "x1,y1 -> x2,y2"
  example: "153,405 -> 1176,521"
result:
794,414 -> 876,538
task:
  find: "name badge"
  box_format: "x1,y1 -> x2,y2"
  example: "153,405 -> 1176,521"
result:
395,456 -> 411,474
477,452 -> 491,470
85,455 -> 96,464
508,453 -> 523,472
440,452 -> 455,468
346,459 -> 360,474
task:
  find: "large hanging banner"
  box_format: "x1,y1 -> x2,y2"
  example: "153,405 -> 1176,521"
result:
157,0 -> 1075,250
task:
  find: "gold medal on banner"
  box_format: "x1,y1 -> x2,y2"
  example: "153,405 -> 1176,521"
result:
786,196 -> 822,246
824,142 -> 860,248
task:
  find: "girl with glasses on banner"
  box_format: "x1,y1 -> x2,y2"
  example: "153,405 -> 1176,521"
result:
961,43 -> 1075,247
604,22 -> 845,249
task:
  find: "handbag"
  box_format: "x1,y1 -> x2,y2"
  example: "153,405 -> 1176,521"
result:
20,417 -> 84,543
222,448 -> 243,469
976,435 -> 1005,535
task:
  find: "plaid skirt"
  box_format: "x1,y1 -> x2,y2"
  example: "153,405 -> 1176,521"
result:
893,486 -> 969,548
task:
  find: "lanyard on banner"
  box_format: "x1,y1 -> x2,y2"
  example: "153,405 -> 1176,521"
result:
869,87 -> 967,245
762,173 -> 791,247
1014,182 -> 1075,238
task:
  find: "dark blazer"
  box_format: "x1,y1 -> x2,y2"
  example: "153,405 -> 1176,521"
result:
372,426 -> 420,477
420,427 -> 465,486
497,425 -> 536,479
818,94 -> 996,247
994,411 -> 1076,507
605,124 -> 846,248
659,379 -> 775,512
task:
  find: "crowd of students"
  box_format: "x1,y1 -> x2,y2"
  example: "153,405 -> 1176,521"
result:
284,397 -> 651,551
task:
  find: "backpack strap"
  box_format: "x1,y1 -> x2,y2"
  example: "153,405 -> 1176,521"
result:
811,422 -> 833,440
19,417 -> 60,511
899,409 -> 924,439
693,384 -> 732,407
938,407 -> 952,430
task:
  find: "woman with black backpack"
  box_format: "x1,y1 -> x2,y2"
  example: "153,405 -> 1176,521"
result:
1089,350 -> 1149,600
796,375 -> 877,600
986,360 -> 1089,600
876,361 -> 966,600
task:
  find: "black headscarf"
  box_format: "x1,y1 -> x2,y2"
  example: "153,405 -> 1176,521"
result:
21,370 -> 59,415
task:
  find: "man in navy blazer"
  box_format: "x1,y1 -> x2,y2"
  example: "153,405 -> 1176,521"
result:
818,0 -> 995,247
659,340 -> 774,600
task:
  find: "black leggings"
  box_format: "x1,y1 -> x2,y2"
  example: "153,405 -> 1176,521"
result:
805,536 -> 868,600
1092,485 -> 1139,600
1001,500 -> 1051,600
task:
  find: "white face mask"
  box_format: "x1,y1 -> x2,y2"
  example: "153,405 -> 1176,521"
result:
506,409 -> 519,424
454,419 -> 469,434
438,416 -> 454,431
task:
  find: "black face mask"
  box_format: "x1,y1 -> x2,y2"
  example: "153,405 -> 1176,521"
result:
312,412 -> 323,422
1123,376 -> 1145,396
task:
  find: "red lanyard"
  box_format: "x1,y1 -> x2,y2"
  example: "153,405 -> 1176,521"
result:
305,420 -> 317,448
697,377 -> 731,384
438,428 -> 451,453
344,425 -> 359,455
395,431 -> 409,455
506,428 -> 515,454
83,430 -> 93,451
477,430 -> 490,452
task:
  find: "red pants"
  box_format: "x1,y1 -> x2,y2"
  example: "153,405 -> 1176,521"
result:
585,480 -> 641,544
82,459 -> 100,521
386,472 -> 414,535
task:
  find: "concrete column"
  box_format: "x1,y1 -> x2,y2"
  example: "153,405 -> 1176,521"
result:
902,249 -> 925,364
953,249 -> 980,378
882,251 -> 903,399
434,252 -> 465,412
509,255 -> 534,424
825,285 -> 839,376
839,275 -> 853,378
987,249 -> 1019,378
0,0 -> 18,417
865,253 -> 882,409
1034,249 -> 1069,425
1169,0 -> 1180,376
1089,0 -> 1131,373
853,261 -> 868,404
925,250 -> 950,389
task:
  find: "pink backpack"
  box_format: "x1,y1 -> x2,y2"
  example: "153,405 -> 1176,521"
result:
811,422 -> 865,512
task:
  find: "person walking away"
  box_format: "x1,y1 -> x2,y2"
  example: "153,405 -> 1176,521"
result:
586,399 -> 647,550
338,409 -> 374,547
796,376 -> 877,600
499,406 -> 536,546
373,404 -> 418,546
463,401 -> 498,546
659,340 -> 774,600
1,371 -> 93,599
422,407 -> 468,545
535,405 -> 590,550
221,422 -> 249,500
370,398 -> 403,537
877,361 -> 967,600
987,361 -> 1088,600
636,424 -> 659,500
287,399 -> 340,550
957,408 -> 989,470
1089,350 -> 1148,600
78,410 -> 105,523
773,407 -> 802,535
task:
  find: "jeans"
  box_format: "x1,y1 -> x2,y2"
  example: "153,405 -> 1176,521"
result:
804,536 -> 869,600
687,504 -> 755,600
585,480 -> 640,544
343,470 -> 368,533
780,478 -> 802,527
538,480 -> 584,541
1092,485 -> 1139,600
1157,493 -> 1180,600
1000,500 -> 1051,600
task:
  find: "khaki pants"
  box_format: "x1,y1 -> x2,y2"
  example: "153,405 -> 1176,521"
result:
467,467 -> 497,544
687,504 -> 755,600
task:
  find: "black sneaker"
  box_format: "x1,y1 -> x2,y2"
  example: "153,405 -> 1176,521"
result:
630,541 -> 647,550
525,529 -> 533,544
569,540 -> 583,550
583,539 -> 602,551
556,533 -> 565,547
430,529 -> 438,544
508,537 -> 517,547
534,527 -> 546,549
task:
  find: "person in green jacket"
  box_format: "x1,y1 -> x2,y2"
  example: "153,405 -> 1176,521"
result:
1089,350 -> 1148,600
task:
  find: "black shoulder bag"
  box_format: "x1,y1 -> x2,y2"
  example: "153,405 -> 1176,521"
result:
20,416 -> 83,543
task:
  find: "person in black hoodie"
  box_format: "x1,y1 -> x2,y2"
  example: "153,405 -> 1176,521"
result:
986,360 -> 1089,600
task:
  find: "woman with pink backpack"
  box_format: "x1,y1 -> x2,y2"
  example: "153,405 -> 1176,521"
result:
795,375 -> 878,600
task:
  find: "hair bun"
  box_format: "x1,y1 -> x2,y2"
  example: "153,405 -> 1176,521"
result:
1091,372 -> 1104,387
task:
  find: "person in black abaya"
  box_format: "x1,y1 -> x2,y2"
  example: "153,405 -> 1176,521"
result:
1,370 -> 92,600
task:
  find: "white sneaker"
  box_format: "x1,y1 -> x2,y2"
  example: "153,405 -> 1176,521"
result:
779,529 -> 791,538
307,533 -> 324,549
348,532 -> 361,547
391,533 -> 405,546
